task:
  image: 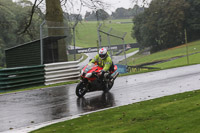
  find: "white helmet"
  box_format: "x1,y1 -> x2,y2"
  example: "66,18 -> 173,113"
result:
99,48 -> 108,59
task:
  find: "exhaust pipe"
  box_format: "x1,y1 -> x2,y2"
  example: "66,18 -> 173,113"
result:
111,72 -> 119,82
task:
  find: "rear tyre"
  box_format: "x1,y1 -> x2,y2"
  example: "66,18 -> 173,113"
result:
76,82 -> 87,98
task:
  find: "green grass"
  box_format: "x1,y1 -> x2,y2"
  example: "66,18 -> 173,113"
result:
74,19 -> 136,48
68,53 -> 82,61
119,68 -> 160,77
67,53 -> 88,62
119,48 -> 139,55
112,48 -> 138,56
80,53 -> 88,62
150,53 -> 200,69
121,40 -> 200,68
32,89 -> 200,133
107,19 -> 133,23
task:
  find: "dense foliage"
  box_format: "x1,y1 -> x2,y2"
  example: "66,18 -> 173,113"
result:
111,5 -> 144,19
132,0 -> 200,52
84,9 -> 110,21
0,0 -> 43,67
84,5 -> 144,21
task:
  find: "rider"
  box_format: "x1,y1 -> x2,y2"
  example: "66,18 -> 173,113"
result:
89,47 -> 114,80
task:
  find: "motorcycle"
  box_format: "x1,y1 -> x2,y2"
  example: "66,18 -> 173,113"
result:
76,63 -> 119,98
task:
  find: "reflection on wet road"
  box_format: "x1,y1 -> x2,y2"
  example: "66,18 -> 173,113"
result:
0,85 -> 116,132
1,64 -> 200,132
76,92 -> 115,112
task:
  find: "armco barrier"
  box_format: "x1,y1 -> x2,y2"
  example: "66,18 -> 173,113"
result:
0,61 -> 80,90
0,65 -> 45,89
44,61 -> 80,85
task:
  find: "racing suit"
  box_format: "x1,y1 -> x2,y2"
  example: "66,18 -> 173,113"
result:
89,53 -> 113,72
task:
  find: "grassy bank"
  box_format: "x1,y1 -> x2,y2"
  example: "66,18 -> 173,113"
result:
74,19 -> 136,48
120,40 -> 200,68
32,89 -> 200,133
120,48 -> 139,55
150,52 -> 200,69
68,53 -> 82,61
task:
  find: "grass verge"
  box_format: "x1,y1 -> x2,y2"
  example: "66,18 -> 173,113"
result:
149,53 -> 200,69
120,48 -> 139,55
32,89 -> 200,133
80,53 -> 88,62
122,40 -> 200,67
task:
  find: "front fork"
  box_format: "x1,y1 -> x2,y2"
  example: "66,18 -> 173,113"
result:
80,78 -> 91,92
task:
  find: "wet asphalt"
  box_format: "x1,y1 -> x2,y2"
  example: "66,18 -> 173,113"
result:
0,64 -> 200,132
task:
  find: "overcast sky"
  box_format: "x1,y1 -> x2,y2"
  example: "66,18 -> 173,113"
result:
83,0 -> 135,15
58,0 -> 138,16
71,0 -> 150,16
14,0 -> 150,16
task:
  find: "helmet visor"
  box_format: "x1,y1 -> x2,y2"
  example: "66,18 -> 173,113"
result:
99,54 -> 106,59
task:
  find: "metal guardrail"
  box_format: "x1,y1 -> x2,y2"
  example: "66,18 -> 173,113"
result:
0,65 -> 45,89
0,61 -> 81,90
44,61 -> 80,85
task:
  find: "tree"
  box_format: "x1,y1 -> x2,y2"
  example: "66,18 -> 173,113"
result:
112,8 -> 127,19
85,9 -> 109,21
111,6 -> 144,19
131,0 -> 151,7
84,11 -> 91,20
0,0 -> 43,67
15,0 -> 43,43
84,11 -> 96,21
96,9 -> 109,20
0,0 -> 17,48
132,0 -> 193,52
185,0 -> 200,41
0,39 -> 5,67
45,0 -> 69,62
66,14 -> 82,22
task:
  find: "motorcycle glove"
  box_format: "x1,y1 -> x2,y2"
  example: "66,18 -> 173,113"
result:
100,70 -> 105,79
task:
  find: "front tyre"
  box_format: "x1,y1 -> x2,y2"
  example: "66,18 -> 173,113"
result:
103,81 -> 114,92
76,82 -> 87,98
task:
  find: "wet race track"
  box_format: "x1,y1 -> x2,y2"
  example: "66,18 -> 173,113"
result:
1,64 -> 200,132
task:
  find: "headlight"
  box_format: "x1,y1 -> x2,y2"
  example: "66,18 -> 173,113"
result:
85,73 -> 92,78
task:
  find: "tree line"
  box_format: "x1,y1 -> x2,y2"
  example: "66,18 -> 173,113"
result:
132,0 -> 200,52
84,5 -> 144,21
0,0 -> 43,67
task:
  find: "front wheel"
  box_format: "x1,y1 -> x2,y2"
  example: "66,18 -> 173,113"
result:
76,82 -> 87,98
103,80 -> 114,92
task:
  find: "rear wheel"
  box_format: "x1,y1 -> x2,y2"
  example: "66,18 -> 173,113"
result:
76,82 -> 87,98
